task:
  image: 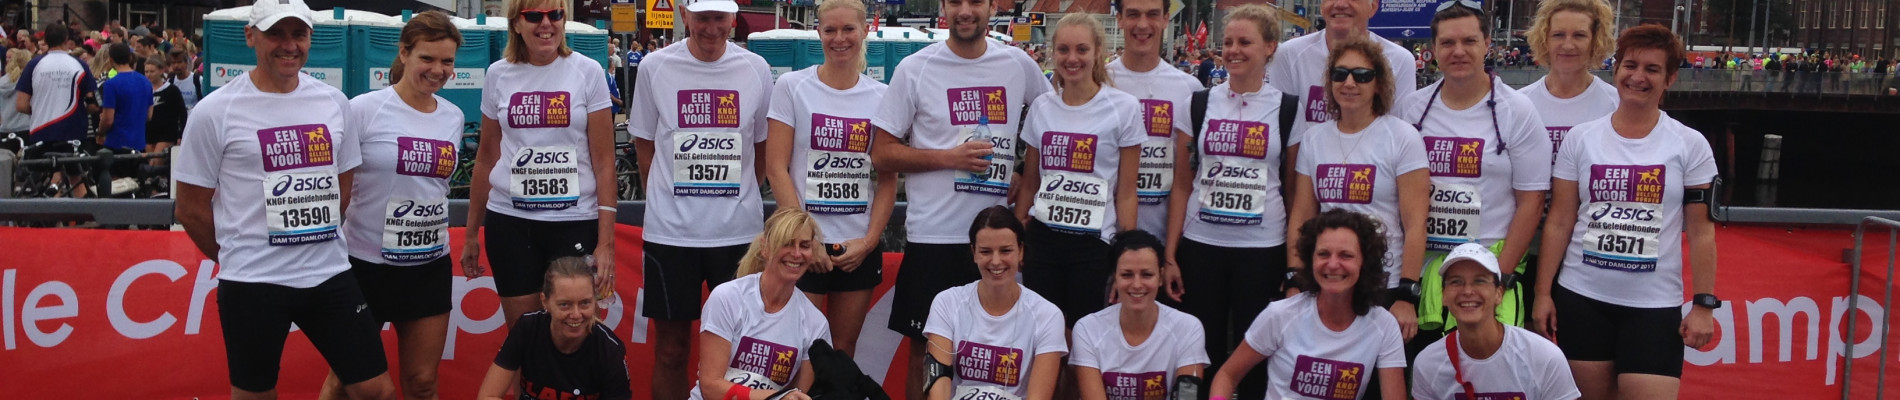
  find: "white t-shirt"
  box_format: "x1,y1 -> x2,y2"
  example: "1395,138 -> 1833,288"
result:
173,72 -> 362,288
1021,86 -> 1146,242
1182,83 -> 1290,248
1296,116 -> 1429,288
1267,30 -> 1419,146
343,87 -> 463,265
1107,59 -> 1204,238
174,73 -> 201,109
1070,303 -> 1210,400
1412,326 -> 1581,400
629,42 -> 774,247
1520,75 -> 1619,164
872,40 -> 1053,244
689,274 -> 832,400
1554,113 -> 1716,308
1246,294 -> 1406,400
924,282 -> 1069,400
479,54 -> 613,222
1393,77 -> 1552,251
767,67 -> 889,245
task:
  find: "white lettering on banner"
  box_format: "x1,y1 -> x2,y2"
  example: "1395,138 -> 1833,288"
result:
3,269 -> 12,349
107,260 -> 186,339
186,260 -> 216,335
1746,297 -> 1821,363
23,278 -> 78,348
1678,295 -> 1892,386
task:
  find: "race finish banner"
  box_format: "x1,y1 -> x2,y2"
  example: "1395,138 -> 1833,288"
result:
0,225 -> 1895,399
1367,0 -> 1475,40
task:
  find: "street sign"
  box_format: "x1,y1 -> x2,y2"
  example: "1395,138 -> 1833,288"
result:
646,0 -> 674,29
1012,24 -> 1031,42
612,4 -> 641,32
1026,12 -> 1045,26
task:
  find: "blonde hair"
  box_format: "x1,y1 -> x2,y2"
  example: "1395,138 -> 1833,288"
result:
1223,4 -> 1283,45
816,0 -> 869,75
5,49 -> 30,83
1323,37 -> 1397,118
1527,0 -> 1617,67
735,209 -> 825,278
503,0 -> 574,64
1047,13 -> 1113,93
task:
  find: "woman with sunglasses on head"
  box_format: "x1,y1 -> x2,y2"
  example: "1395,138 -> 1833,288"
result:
477,257 -> 633,400
1411,243 -> 1579,400
1286,37 -> 1431,344
1537,25 -> 1719,400
923,205 -> 1067,400
1163,6 -> 1293,399
1521,0 -> 1618,161
690,209 -> 830,400
1392,3 -> 1550,340
462,0 -> 617,331
761,0 -> 894,360
1209,209 -> 1407,400
1072,229 -> 1209,400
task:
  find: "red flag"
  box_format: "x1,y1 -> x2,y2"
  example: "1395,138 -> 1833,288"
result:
1195,22 -> 1208,48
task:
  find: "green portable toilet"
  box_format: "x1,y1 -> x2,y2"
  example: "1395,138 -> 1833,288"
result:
746,29 -> 802,78
344,11 -> 401,98
565,21 -> 611,71
201,6 -> 351,94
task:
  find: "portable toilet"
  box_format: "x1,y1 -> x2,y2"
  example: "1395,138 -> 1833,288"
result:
864,32 -> 892,82
795,30 -> 825,70
565,21 -> 611,71
343,11 -> 402,98
200,6 -> 351,94
449,16 -> 502,133
469,14 -> 509,65
746,29 -> 802,78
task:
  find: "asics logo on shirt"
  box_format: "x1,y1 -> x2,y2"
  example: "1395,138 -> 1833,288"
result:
1140,145 -> 1169,158
391,200 -> 447,218
1203,161 -> 1261,179
515,148 -> 573,167
1043,174 -> 1102,195
272,174 -> 335,196
1590,203 -> 1658,222
809,152 -> 865,171
1430,187 -> 1476,204
678,134 -> 738,153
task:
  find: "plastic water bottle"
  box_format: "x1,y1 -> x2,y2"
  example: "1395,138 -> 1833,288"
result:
972,115 -> 994,181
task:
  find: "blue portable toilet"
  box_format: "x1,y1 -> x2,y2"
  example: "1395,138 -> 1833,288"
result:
344,11 -> 402,98
201,6 -> 351,94
795,30 -> 825,70
565,21 -> 611,71
449,16 -> 502,133
864,33 -> 892,82
746,29 -> 803,78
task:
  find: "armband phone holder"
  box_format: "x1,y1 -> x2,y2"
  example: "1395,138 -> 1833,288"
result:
763,387 -> 799,400
923,355 -> 955,393
1171,375 -> 1204,400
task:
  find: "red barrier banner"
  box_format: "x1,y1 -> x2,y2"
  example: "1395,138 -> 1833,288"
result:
0,225 -> 1894,399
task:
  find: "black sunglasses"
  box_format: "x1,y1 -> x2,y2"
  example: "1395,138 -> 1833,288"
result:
520,9 -> 565,24
1329,67 -> 1376,83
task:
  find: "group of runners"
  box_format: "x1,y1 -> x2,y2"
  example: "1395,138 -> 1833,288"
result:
173,0 -> 1721,399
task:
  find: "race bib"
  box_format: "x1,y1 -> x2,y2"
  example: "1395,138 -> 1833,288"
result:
1314,164 -> 1376,205
381,198 -> 449,261
952,126 -> 1015,196
803,113 -> 874,214
257,124 -> 339,246
726,337 -> 799,389
1288,355 -> 1366,400
1195,119 -> 1273,225
1032,132 -> 1109,234
508,146 -> 580,209
1136,100 -> 1177,205
1455,392 -> 1532,400
723,369 -> 784,391
1581,165 -> 1667,272
505,91 -> 571,128
1426,183 -> 1482,251
672,131 -> 744,196
948,87 -> 1013,196
954,385 -> 1023,400
1102,371 -> 1168,400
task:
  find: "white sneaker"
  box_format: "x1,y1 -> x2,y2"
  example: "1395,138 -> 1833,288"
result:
111,178 -> 138,195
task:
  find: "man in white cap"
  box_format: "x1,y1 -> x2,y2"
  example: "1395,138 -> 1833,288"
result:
626,0 -> 772,398
1410,243 -> 1580,400
172,0 -> 399,399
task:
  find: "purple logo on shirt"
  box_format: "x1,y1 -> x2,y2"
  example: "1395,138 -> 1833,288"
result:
1454,392 -> 1531,400
730,337 -> 799,386
955,341 -> 1026,386
946,87 -> 1008,125
1305,86 -> 1330,123
256,124 -> 335,172
679,89 -> 741,128
1289,355 -> 1366,400
1139,99 -> 1174,137
1315,164 -> 1376,204
506,91 -> 571,128
1588,164 -> 1665,204
1039,132 -> 1098,173
810,113 -> 872,153
1102,371 -> 1168,400
1546,126 -> 1571,165
396,137 -> 456,179
1425,137 -> 1484,178
1202,119 -> 1270,159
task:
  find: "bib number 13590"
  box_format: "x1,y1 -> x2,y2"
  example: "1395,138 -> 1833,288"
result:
278,206 -> 333,228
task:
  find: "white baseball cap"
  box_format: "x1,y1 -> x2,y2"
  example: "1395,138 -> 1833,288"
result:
250,0 -> 315,31
685,0 -> 739,13
1439,243 -> 1501,280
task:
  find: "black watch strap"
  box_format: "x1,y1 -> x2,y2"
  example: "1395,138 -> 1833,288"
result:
1694,293 -> 1722,309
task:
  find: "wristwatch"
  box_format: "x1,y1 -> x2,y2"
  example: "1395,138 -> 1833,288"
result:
1392,278 -> 1423,304
1693,293 -> 1722,309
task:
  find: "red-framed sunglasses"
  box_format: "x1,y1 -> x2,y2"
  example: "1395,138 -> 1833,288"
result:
519,8 -> 565,24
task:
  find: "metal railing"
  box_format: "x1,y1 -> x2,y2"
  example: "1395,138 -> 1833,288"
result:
1485,68 -> 1900,96
1845,217 -> 1898,400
